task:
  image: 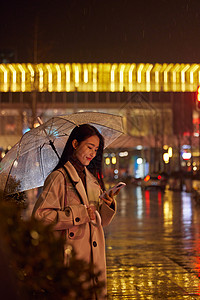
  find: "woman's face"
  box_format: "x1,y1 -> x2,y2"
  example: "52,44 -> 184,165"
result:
73,135 -> 100,166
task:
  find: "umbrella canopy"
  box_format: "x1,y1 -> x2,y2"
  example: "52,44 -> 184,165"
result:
0,111 -> 124,194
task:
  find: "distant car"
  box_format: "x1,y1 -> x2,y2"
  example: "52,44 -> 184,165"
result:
140,174 -> 167,190
131,177 -> 142,185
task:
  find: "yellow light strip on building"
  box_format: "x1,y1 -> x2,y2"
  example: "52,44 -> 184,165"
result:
46,64 -> 52,84
92,65 -> 97,91
27,64 -> 34,84
65,64 -> 70,83
55,64 -> 62,91
137,64 -> 144,83
18,64 -> 26,92
189,64 -> 199,84
119,64 -> 125,91
55,64 -> 61,83
181,64 -> 190,83
46,64 -> 52,92
111,64 -> 117,83
65,64 -> 70,92
0,64 -> 8,92
83,65 -> 88,83
93,65 -> 97,83
0,64 -> 8,84
1,63 -> 200,92
8,64 -> 17,84
74,64 -> 80,87
111,64 -> 117,92
145,64 -> 153,83
128,64 -> 135,83
171,64 -> 180,83
18,64 -> 25,83
37,65 -> 44,91
153,64 -> 162,83
163,63 -> 173,83
190,72 -> 194,84
119,64 -> 125,84
38,67 -> 43,83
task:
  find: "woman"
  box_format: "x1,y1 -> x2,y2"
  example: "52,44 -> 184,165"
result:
32,124 -> 118,299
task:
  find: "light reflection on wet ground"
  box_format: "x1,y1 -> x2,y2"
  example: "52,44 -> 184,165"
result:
105,185 -> 200,299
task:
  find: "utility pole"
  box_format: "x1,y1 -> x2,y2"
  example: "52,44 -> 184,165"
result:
31,15 -> 39,129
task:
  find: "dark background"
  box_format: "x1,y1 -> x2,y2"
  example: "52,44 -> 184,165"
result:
0,0 -> 200,63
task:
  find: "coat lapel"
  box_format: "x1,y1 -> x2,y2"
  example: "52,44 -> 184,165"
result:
64,161 -> 89,206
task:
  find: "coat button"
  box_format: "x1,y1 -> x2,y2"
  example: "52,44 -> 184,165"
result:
93,241 -> 97,247
65,208 -> 71,217
69,232 -> 74,238
75,217 -> 80,222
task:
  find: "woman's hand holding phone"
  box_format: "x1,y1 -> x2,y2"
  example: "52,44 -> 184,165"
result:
101,190 -> 114,207
100,182 -> 126,206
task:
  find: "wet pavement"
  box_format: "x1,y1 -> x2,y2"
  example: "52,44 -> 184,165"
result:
104,185 -> 200,299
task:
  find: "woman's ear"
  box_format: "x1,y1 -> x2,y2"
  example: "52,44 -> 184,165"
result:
72,139 -> 78,149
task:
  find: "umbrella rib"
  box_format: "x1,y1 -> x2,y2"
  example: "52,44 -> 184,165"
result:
89,122 -> 124,133
3,159 -> 16,195
48,118 -> 63,137
47,120 -> 74,136
53,115 -> 124,134
50,116 -> 80,127
39,146 -> 45,182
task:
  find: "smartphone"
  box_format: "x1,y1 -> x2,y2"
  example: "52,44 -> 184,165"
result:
100,182 -> 126,199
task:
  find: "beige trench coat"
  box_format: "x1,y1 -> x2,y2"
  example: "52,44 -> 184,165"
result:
32,161 -> 116,299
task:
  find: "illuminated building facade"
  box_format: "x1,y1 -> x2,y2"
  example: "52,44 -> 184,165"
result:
0,63 -> 199,93
0,63 -> 198,176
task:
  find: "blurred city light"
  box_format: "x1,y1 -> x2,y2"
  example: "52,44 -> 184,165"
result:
168,147 -> 173,158
163,153 -> 170,164
112,157 -> 117,165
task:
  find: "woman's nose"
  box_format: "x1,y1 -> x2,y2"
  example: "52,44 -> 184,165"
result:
90,149 -> 96,157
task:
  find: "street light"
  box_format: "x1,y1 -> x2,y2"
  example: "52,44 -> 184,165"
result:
168,147 -> 172,158
163,153 -> 169,164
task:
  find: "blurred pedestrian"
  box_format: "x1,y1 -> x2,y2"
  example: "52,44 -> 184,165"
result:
32,124 -> 119,299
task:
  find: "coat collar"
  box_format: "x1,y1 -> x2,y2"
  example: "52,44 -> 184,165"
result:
64,161 -> 89,206
64,161 -> 81,183
63,161 -> 100,207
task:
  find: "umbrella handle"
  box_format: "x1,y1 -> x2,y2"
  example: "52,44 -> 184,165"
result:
90,210 -> 101,227
85,205 -> 101,227
49,140 -> 60,159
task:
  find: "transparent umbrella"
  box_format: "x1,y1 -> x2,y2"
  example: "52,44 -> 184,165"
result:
0,111 -> 124,194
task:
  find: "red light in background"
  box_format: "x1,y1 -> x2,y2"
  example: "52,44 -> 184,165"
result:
197,86 -> 200,102
145,190 -> 150,217
144,175 -> 150,182
196,86 -> 200,110
158,175 -> 161,180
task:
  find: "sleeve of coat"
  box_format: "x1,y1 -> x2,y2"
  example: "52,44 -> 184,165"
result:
32,171 -> 90,230
99,200 -> 117,227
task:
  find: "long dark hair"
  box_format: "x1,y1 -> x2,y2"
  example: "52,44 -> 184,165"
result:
54,124 -> 105,190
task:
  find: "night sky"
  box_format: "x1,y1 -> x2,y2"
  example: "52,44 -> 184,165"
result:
1,0 -> 200,63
